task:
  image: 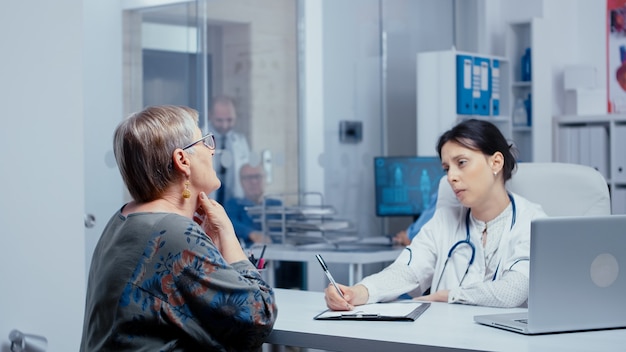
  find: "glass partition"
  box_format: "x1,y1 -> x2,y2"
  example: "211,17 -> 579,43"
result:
122,0 -> 299,202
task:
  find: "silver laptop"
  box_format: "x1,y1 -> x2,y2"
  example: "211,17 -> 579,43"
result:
474,215 -> 626,334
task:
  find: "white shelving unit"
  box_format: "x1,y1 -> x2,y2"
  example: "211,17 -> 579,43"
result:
416,49 -> 511,156
553,114 -> 626,214
505,18 -> 551,162
416,18 -> 550,162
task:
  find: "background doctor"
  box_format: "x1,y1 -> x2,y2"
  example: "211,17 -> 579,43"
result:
209,95 -> 251,204
324,119 -> 547,309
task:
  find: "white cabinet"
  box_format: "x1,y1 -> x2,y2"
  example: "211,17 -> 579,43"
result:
613,124 -> 626,183
505,18 -> 551,162
416,49 -> 510,156
554,114 -> 626,214
613,188 -> 626,215
416,18 -> 550,162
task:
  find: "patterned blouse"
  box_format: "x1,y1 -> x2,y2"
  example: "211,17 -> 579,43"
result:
80,208 -> 277,351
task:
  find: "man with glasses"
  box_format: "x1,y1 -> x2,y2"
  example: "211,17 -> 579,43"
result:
224,163 -> 276,246
225,163 -> 304,289
209,95 -> 251,204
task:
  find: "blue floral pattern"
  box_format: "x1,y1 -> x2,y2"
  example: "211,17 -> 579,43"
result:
81,210 -> 277,352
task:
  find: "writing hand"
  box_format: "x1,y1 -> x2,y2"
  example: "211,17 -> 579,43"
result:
324,283 -> 371,311
324,283 -> 353,311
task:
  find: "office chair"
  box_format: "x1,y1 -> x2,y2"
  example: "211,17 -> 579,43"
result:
436,162 -> 612,216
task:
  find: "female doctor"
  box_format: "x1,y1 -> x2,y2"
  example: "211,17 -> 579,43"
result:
324,119 -> 547,309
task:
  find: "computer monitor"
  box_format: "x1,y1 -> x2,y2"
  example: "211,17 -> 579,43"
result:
374,156 -> 445,217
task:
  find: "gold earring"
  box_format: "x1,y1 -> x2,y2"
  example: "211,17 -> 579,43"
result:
182,180 -> 191,199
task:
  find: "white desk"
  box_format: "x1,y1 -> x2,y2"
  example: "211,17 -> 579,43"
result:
256,241 -> 403,291
265,288 -> 626,352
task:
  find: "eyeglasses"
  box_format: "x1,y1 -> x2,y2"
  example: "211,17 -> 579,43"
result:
182,133 -> 216,151
241,174 -> 264,182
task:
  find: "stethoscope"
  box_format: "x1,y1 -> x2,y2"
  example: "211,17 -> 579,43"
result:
434,193 -> 516,291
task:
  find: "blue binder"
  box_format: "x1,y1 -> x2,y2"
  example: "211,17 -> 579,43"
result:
456,55 -> 473,115
473,56 -> 490,116
491,59 -> 500,116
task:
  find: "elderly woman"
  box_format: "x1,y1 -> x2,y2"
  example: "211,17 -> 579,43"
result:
81,105 -> 277,351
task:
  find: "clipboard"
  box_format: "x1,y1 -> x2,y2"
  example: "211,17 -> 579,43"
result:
314,302 -> 430,321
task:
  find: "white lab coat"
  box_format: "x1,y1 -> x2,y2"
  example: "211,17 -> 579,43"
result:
360,193 -> 547,304
211,129 -> 250,201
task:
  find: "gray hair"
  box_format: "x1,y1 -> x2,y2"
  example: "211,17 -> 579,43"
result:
113,105 -> 199,202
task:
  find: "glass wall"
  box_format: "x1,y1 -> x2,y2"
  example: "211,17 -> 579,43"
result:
122,0 -> 299,201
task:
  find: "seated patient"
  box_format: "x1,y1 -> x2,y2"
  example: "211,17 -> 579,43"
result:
224,163 -> 304,289
80,105 -> 277,351
224,163 -> 278,247
324,119 -> 547,309
392,192 -> 438,246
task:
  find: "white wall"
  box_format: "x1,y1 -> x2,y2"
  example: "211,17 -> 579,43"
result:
83,0 -> 125,277
312,0 -> 456,244
0,0 -> 124,349
0,1 -> 86,350
300,0 -> 325,195
384,0 -> 455,233
544,0 -> 606,117
321,0 -> 384,242
385,0 -> 455,155
497,0 -> 606,117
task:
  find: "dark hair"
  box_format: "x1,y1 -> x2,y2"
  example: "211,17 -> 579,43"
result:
436,119 -> 518,181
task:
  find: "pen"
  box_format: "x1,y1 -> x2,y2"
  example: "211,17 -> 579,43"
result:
257,245 -> 267,269
315,254 -> 345,298
248,252 -> 257,266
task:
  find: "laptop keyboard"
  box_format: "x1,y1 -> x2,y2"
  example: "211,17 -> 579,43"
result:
515,319 -> 528,324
